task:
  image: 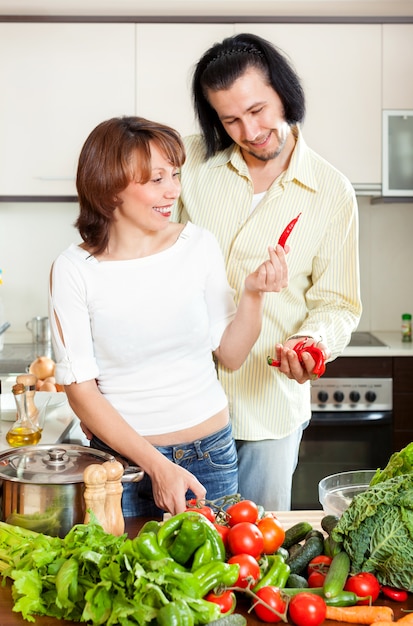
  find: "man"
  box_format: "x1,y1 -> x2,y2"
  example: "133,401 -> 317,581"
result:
173,33 -> 362,511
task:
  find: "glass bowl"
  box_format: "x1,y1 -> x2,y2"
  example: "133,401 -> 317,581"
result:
318,469 -> 377,517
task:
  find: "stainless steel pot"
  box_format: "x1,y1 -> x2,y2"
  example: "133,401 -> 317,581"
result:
0,444 -> 143,537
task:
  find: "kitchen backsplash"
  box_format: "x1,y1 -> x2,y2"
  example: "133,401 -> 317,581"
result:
1,196 -> 413,343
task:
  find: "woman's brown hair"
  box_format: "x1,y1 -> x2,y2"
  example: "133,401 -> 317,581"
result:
75,116 -> 186,254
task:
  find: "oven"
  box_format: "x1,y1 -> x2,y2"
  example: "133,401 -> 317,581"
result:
291,333 -> 393,510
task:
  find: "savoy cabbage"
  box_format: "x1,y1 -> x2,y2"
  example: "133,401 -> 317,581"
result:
332,473 -> 413,592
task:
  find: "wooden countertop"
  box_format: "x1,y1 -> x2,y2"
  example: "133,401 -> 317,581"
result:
0,512 -> 411,625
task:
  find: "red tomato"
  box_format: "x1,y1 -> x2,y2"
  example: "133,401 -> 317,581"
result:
214,523 -> 230,549
257,516 -> 286,554
307,555 -> 333,575
226,500 -> 259,526
228,521 -> 264,558
308,571 -> 326,588
288,592 -> 327,626
344,572 -> 381,605
204,590 -> 236,615
253,586 -> 286,623
227,553 -> 261,589
185,504 -> 215,523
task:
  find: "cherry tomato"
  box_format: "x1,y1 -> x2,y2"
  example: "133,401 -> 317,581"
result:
307,555 -> 333,575
226,500 -> 259,526
214,523 -> 230,549
185,502 -> 215,523
204,590 -> 236,615
308,571 -> 326,588
344,572 -> 381,605
253,586 -> 286,623
288,592 -> 327,626
257,516 -> 286,554
381,585 -> 409,602
228,521 -> 264,558
227,553 -> 261,589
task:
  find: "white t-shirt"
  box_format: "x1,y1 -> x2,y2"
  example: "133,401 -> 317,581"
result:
49,222 -> 237,436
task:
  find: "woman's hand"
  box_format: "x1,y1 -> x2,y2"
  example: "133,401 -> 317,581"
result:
149,454 -> 206,515
245,244 -> 289,294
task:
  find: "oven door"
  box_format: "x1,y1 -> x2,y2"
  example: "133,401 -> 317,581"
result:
291,411 -> 392,510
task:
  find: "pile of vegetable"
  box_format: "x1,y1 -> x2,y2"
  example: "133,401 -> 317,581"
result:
1,481 -> 412,625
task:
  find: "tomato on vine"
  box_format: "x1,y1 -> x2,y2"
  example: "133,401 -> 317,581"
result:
226,500 -> 259,526
253,586 -> 286,623
257,515 -> 285,554
227,553 -> 260,589
288,592 -> 326,626
228,521 -> 264,558
204,590 -> 236,615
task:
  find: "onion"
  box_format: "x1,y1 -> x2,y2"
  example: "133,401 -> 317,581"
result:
29,356 -> 55,381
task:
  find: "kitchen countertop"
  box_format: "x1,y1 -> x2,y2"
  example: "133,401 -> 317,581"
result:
342,331 -> 413,357
0,511 -> 411,625
0,375 -> 78,450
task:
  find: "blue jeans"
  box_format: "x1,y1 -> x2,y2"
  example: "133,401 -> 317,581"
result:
90,422 -> 238,518
236,421 -> 308,512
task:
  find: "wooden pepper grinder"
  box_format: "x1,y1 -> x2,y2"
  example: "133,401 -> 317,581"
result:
83,463 -> 108,532
16,373 -> 39,426
102,460 -> 125,536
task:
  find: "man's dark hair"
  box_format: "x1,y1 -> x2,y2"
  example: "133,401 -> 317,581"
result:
192,33 -> 306,158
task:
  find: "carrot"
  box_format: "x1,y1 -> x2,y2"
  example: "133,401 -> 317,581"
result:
325,605 -> 394,623
396,615 -> 413,624
369,623 -> 394,626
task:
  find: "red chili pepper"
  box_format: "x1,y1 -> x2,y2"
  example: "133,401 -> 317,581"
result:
267,338 -> 326,378
381,585 -> 409,602
277,212 -> 302,248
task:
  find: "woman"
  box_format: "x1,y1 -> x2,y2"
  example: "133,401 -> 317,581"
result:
49,116 -> 288,517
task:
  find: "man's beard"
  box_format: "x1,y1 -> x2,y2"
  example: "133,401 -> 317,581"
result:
244,129 -> 288,162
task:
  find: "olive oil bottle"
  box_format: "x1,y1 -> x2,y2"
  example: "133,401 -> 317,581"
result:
6,383 -> 42,447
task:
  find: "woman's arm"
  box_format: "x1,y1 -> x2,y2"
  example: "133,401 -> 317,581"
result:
65,379 -> 206,515
214,244 -> 288,370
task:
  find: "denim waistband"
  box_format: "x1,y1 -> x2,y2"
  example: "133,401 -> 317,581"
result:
90,421 -> 233,464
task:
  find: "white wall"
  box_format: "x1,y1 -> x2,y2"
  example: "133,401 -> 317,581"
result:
1,196 -> 413,342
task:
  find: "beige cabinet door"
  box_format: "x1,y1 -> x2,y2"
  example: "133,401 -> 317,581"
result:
0,23 -> 135,196
135,23 -> 234,138
383,24 -> 413,109
234,23 -> 382,186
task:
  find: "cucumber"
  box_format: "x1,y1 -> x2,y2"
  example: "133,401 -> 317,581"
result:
323,551 -> 350,598
305,529 -> 324,542
321,514 -> 340,535
286,573 -> 309,588
281,521 -> 313,550
286,534 -> 324,575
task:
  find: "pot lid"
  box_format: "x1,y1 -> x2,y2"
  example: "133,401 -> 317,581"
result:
0,444 -> 116,484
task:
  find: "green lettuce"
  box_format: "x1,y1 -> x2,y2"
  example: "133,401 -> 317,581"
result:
370,442 -> 413,485
332,473 -> 413,592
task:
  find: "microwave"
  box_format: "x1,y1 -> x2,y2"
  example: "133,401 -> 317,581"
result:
382,110 -> 413,197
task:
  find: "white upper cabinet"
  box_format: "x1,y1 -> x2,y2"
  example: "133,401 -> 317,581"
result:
383,24 -> 413,109
234,24 -> 382,186
0,23 -> 135,196
135,23 -> 234,138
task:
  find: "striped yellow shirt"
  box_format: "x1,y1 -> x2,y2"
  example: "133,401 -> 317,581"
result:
173,127 -> 362,440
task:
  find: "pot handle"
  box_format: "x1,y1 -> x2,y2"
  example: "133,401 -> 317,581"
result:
121,465 -> 144,483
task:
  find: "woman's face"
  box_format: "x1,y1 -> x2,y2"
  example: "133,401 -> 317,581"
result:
115,142 -> 181,231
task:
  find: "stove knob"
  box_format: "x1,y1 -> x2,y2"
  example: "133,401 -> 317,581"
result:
349,391 -> 360,403
333,391 -> 344,403
365,390 -> 377,403
317,391 -> 328,403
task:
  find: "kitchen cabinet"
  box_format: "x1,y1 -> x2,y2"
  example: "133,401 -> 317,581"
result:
234,23 -> 382,186
0,23 -> 136,197
135,23 -> 234,137
393,357 -> 413,451
383,24 -> 413,109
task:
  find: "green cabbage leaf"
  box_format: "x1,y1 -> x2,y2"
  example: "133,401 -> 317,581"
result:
370,441 -> 413,485
332,473 -> 413,591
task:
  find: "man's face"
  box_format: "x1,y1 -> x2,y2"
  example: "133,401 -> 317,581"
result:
207,67 -> 291,163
